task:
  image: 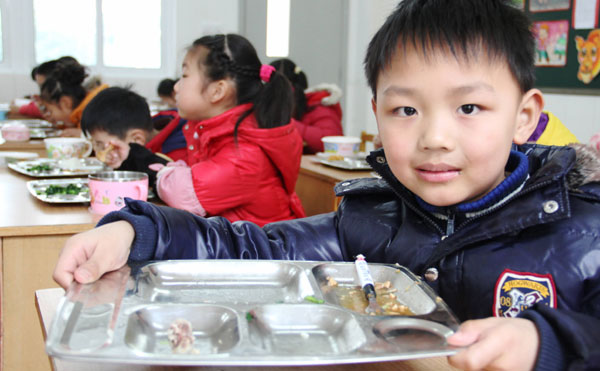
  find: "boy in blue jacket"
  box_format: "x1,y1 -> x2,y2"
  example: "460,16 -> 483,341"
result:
54,1 -> 600,369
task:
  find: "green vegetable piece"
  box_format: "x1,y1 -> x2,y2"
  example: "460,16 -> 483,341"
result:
246,312 -> 255,322
304,295 -> 324,304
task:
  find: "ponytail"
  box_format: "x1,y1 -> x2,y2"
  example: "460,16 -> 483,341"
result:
270,58 -> 308,120
254,67 -> 293,129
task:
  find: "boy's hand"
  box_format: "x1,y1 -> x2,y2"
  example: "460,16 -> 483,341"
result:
102,140 -> 130,169
53,221 -> 135,289
447,317 -> 539,371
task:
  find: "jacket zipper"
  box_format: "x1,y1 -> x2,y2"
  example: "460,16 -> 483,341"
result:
443,212 -> 455,239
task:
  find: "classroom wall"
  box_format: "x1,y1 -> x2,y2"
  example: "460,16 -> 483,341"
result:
1,0 -> 598,142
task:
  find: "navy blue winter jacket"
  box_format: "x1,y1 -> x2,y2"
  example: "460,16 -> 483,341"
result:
101,143 -> 600,370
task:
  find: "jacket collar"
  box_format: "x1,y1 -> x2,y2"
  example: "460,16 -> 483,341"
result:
366,144 -> 598,238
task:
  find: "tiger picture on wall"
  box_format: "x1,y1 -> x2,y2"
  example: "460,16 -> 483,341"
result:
575,29 -> 600,84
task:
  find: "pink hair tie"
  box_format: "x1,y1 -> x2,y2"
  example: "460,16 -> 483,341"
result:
259,64 -> 276,82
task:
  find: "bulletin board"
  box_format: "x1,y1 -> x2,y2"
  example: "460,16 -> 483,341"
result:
518,0 -> 600,93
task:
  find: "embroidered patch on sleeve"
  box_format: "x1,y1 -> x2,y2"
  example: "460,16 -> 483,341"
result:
493,269 -> 557,318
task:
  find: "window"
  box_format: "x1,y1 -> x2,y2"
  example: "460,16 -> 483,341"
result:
102,0 -> 161,69
265,0 -> 290,57
33,0 -> 96,65
33,0 -> 162,69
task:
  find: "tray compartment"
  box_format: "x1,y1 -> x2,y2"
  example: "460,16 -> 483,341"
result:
135,260 -> 315,304
124,304 -> 239,354
372,318 -> 452,351
247,304 -> 366,356
55,301 -> 115,351
312,263 -> 436,315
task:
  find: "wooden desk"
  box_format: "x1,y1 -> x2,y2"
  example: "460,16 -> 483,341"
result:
0,165 -> 98,371
36,288 -> 457,371
296,155 -> 373,216
0,139 -> 48,157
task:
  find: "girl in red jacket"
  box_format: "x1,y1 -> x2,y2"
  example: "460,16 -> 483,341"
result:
152,34 -> 306,226
270,58 -> 344,154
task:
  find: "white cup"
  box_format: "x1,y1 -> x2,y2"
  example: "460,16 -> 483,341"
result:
44,137 -> 93,160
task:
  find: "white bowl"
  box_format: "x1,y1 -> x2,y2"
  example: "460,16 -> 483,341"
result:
1,123 -> 30,142
321,136 -> 361,157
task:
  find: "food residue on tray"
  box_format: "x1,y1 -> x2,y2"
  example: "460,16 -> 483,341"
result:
327,154 -> 345,161
167,318 -> 198,354
324,276 -> 413,316
304,295 -> 324,304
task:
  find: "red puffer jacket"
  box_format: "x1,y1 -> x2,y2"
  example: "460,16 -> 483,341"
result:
182,103 -> 306,226
298,90 -> 344,154
146,113 -> 188,162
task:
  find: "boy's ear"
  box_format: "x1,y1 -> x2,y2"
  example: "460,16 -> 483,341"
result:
127,128 -> 148,145
371,97 -> 377,116
513,88 -> 544,145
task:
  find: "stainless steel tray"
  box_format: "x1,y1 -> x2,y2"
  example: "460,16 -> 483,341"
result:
26,178 -> 89,203
0,119 -> 54,128
46,260 -> 460,366
8,158 -> 108,177
319,158 -> 371,170
29,127 -> 62,139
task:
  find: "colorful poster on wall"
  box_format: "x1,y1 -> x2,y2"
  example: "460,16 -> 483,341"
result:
575,29 -> 600,83
533,20 -> 570,66
530,0 -> 571,12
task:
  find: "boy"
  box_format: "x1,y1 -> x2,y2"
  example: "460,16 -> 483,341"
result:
81,87 -> 170,190
54,1 -> 600,369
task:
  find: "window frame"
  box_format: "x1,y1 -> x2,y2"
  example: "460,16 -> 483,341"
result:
0,0 -> 176,79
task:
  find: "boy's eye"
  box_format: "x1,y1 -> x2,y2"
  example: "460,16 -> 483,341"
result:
394,106 -> 417,117
458,104 -> 480,115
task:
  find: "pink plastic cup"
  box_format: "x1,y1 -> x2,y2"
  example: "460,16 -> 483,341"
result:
88,171 -> 148,215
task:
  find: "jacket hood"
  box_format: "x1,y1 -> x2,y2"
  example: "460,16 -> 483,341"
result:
565,143 -> 600,188
517,143 -> 600,194
197,104 -> 303,194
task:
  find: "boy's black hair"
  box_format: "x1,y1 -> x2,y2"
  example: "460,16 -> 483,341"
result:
189,34 -> 294,136
270,58 -> 308,120
364,0 -> 535,96
81,86 -> 152,139
157,78 -> 178,97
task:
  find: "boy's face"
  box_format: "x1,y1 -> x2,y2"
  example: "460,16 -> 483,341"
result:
90,130 -> 132,169
372,46 -> 540,207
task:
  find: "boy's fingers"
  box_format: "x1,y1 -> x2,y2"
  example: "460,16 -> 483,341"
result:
53,236 -> 92,288
446,330 -> 478,347
73,238 -> 128,284
73,260 -> 103,284
448,333 -> 501,371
